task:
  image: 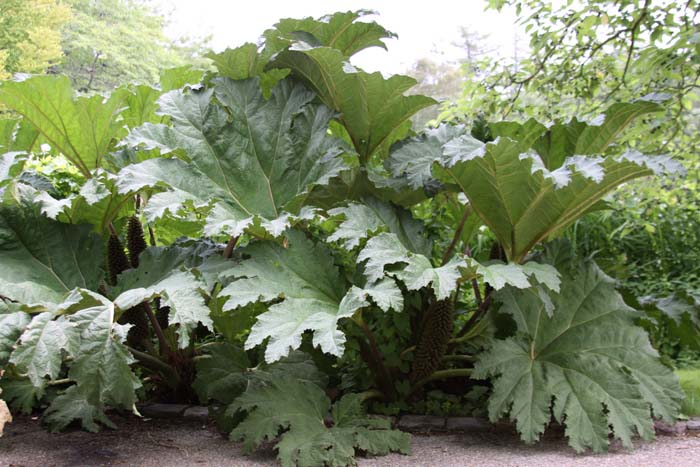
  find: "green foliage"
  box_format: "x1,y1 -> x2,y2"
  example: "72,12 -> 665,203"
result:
448,0 -> 699,162
0,0 -> 70,78
0,7 -> 685,463
0,75 -> 127,175
0,204 -> 104,304
57,0 -> 209,92
219,229 -> 370,362
231,377 -> 409,467
474,246 -> 682,452
568,165 -> 700,298
194,343 -> 407,466
676,369 -> 700,416
123,78 -> 351,238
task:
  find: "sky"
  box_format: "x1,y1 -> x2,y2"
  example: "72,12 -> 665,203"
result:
152,0 -> 520,74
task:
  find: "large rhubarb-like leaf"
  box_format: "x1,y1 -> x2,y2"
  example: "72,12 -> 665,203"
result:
265,10 -> 396,58
0,76 -> 126,176
271,45 -> 435,161
230,375 -> 410,467
357,232 -> 557,299
0,309 -> 29,365
489,100 -> 664,169
113,247 -> 212,348
30,172 -> 131,235
0,204 -> 104,305
63,292 -> 139,409
16,291 -> 141,432
219,230 -> 370,362
328,196 -> 432,255
193,344 -> 326,407
473,253 -> 682,452
9,312 -> 77,387
385,123 -> 469,190
437,136 -> 682,262
123,78 -> 351,237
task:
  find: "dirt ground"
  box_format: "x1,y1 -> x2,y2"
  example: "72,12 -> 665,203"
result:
1,414 -> 699,467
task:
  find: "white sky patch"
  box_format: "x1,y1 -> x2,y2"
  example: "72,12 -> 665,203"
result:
152,0 -> 520,74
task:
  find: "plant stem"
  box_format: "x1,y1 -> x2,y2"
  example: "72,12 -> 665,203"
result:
47,378 -> 72,386
148,226 -> 156,246
107,222 -> 118,237
442,354 -> 476,363
128,346 -> 180,387
399,345 -> 416,360
223,235 -> 239,259
143,302 -> 174,360
412,368 -> 473,392
463,244 -> 483,305
354,312 -> 396,401
441,206 -> 472,265
358,389 -> 384,402
456,293 -> 493,339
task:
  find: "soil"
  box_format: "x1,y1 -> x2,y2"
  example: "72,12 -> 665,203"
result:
1,414 -> 699,467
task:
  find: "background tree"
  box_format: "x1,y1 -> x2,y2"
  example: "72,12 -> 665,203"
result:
438,0 -> 700,363
443,0 -> 700,160
55,0 -> 209,92
407,27 -> 494,127
0,0 -> 71,79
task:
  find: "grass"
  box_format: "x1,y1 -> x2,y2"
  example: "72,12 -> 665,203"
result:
676,369 -> 700,416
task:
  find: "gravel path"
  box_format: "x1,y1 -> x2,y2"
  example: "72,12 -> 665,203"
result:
1,414 -> 699,467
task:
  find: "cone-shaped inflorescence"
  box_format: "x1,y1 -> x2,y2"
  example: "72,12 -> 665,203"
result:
109,229 -> 150,346
410,298 -> 455,384
107,234 -> 131,286
127,216 -> 148,268
122,303 -> 151,347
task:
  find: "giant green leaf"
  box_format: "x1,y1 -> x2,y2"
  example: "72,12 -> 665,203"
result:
0,118 -> 40,153
357,232 -> 555,299
264,9 -> 396,57
123,78 -> 352,237
437,136 -> 682,262
19,291 -> 141,432
193,342 -> 251,405
328,196 -> 432,255
219,230 -> 372,362
43,386 -> 116,433
385,123 -> 468,189
0,309 -> 29,365
113,247 -> 212,348
490,100 -> 663,170
473,256 -> 682,452
230,375 -> 410,467
0,205 -> 104,305
9,312 -> 77,387
193,344 -> 326,408
31,173 -> 132,235
65,292 -> 140,410
270,45 -> 436,161
0,75 -> 126,176
207,44 -> 290,98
